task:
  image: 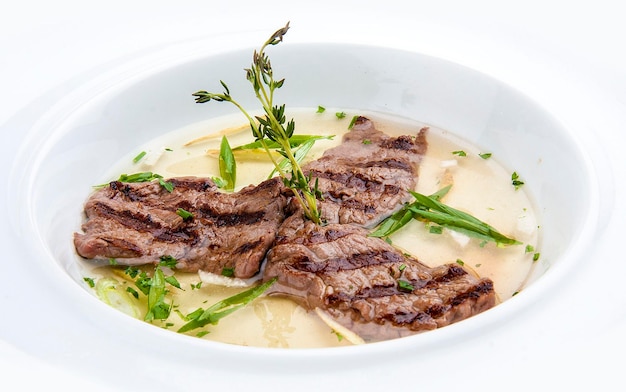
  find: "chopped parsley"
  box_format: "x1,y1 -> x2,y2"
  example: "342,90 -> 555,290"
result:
221,267 -> 235,277
511,172 -> 525,190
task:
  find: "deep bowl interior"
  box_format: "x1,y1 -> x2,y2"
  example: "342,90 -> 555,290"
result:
21,43 -> 595,355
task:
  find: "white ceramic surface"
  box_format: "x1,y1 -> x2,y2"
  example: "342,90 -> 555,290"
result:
2,1 -> 625,391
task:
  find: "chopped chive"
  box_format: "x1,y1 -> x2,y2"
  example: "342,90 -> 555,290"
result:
176,208 -> 193,220
348,115 -> 359,129
83,277 -> 95,288
126,286 -> 139,299
397,280 -> 414,292
133,151 -> 147,163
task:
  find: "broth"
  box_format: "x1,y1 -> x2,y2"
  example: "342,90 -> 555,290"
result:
80,108 -> 540,348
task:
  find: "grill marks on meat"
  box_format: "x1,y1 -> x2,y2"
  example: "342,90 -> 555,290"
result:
74,177 -> 287,279
303,116 -> 428,228
263,215 -> 496,341
263,117 -> 496,340
74,116 -> 497,341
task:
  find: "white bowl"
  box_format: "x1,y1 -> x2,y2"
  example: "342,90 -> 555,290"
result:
8,42 -> 604,387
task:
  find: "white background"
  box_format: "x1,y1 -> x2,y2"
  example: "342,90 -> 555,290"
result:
1,1 -> 625,390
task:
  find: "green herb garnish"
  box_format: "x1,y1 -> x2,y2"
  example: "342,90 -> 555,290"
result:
143,266 -> 171,321
452,150 -> 467,157
211,177 -> 227,188
221,267 -> 235,277
233,135 -> 333,151
192,22 -> 323,224
101,171 -> 174,193
370,186 -> 451,238
511,172 -> 525,190
348,115 -> 358,129
176,208 -> 193,220
126,286 -> 139,299
83,277 -> 95,288
133,151 -> 147,163
118,257 -> 181,322
479,152 -> 492,159
429,225 -> 443,234
218,135 -> 236,191
397,280 -> 414,292
371,185 -> 520,246
233,134 -> 334,180
178,277 -> 277,333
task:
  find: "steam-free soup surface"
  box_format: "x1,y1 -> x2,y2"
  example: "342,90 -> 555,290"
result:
81,109 -> 540,348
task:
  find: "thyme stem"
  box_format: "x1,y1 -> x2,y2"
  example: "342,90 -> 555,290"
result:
192,22 -> 322,224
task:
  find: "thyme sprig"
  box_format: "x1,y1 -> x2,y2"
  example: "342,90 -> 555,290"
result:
192,22 -> 322,224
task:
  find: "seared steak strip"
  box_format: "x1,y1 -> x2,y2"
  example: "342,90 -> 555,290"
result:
263,214 -> 496,341
74,177 -> 287,278
302,116 -> 428,228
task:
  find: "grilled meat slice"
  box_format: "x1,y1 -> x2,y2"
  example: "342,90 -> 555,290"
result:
303,116 -> 428,228
263,214 -> 496,341
74,177 -> 287,278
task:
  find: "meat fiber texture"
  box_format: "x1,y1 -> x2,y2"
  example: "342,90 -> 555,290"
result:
303,116 -> 428,228
263,214 -> 496,341
74,116 -> 496,341
263,116 -> 496,340
74,176 -> 287,279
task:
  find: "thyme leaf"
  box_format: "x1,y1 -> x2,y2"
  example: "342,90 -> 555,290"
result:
192,22 -> 323,224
